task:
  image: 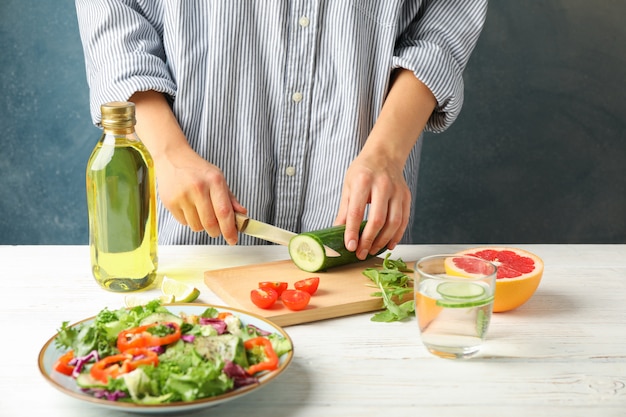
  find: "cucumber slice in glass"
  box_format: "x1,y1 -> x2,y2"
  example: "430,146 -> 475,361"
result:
435,281 -> 492,308
435,295 -> 494,309
436,281 -> 486,300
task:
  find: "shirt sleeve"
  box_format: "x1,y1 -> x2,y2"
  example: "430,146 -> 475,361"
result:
392,1 -> 488,133
75,0 -> 176,125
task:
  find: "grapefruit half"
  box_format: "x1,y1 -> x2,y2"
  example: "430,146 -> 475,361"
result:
445,247 -> 544,312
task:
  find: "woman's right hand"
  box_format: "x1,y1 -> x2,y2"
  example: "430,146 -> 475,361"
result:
155,146 -> 246,245
130,91 -> 246,245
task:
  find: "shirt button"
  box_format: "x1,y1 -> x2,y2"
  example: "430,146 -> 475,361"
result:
291,91 -> 303,103
285,166 -> 296,176
298,16 -> 310,28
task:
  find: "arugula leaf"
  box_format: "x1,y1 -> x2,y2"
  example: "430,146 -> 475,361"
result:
363,253 -> 415,322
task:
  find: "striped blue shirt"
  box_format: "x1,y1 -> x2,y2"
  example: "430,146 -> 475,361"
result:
75,0 -> 487,245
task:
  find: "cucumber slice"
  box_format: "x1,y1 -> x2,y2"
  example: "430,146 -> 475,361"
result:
139,312 -> 184,327
435,295 -> 494,309
288,222 -> 385,272
436,282 -> 486,300
76,372 -> 107,389
435,281 -> 492,308
193,334 -> 249,368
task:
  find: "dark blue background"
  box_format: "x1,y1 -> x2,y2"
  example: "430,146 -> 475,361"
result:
1,1 -> 624,244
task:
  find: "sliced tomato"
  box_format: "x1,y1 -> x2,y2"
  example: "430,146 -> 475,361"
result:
281,289 -> 311,311
250,287 -> 278,309
258,281 -> 288,296
294,277 -> 320,295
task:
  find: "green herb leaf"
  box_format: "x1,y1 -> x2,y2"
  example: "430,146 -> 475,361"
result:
363,253 -> 415,322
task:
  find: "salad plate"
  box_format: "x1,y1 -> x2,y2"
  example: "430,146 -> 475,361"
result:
38,303 -> 294,414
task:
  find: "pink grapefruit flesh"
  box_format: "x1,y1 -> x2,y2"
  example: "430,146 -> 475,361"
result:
450,247 -> 544,312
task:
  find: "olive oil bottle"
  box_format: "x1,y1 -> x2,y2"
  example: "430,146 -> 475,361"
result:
86,101 -> 157,291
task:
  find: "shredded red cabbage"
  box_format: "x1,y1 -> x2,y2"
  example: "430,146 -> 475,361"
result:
69,350 -> 99,378
246,324 -> 271,336
199,318 -> 227,334
86,388 -> 127,401
181,334 -> 196,343
222,361 -> 258,388
148,345 -> 166,354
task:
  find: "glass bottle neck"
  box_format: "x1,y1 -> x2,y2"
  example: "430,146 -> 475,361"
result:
102,126 -> 135,135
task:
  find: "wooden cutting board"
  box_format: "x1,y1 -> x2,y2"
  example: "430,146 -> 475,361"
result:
204,257 -> 412,327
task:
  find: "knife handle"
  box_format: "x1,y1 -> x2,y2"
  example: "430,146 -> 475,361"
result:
235,212 -> 249,231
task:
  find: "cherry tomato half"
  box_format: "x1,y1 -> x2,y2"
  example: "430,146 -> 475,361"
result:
250,287 -> 278,309
294,277 -> 320,295
258,281 -> 288,296
281,289 -> 311,311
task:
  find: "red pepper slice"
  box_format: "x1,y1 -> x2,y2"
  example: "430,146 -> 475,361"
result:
244,337 -> 279,375
53,350 -> 75,376
217,312 -> 233,321
90,347 -> 159,383
117,322 -> 181,352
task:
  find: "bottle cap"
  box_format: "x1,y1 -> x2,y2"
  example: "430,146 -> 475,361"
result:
100,101 -> 136,130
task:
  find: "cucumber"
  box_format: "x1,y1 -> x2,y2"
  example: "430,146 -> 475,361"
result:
435,282 -> 493,308
436,282 -> 486,300
76,372 -> 107,389
139,312 -> 183,327
288,222 -> 385,272
192,334 -> 249,368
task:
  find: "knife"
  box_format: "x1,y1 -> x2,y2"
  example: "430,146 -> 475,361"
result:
235,213 -> 341,257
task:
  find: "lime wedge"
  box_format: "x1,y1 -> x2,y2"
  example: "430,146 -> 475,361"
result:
124,294 -> 174,308
161,276 -> 200,302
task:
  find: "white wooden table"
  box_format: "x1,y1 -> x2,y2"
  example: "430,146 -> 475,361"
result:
1,244 -> 625,416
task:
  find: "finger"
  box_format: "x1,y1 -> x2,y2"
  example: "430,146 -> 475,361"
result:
192,187 -> 220,237
205,181 -> 239,245
343,190 -> 369,254
230,194 -> 248,215
357,204 -> 387,260
371,195 -> 406,253
168,205 -> 188,227
181,203 -> 206,233
183,169 -> 232,241
386,191 -> 412,250
355,176 -> 400,259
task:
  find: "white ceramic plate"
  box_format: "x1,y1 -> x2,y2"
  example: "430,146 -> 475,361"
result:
38,304 -> 294,414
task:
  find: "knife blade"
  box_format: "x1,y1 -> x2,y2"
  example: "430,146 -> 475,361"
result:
235,213 -> 341,257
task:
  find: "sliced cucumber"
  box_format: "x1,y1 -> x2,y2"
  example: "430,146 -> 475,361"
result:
435,281 -> 493,308
436,282 -> 486,300
139,312 -> 183,327
193,334 -> 249,368
288,222 -> 385,272
435,295 -> 494,309
76,372 -> 107,389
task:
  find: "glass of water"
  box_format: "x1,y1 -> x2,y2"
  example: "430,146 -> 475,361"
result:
415,254 -> 497,359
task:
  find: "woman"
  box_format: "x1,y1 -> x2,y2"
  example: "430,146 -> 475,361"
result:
75,1 -> 487,259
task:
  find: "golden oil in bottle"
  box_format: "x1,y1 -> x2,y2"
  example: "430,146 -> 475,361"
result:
86,101 -> 158,291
